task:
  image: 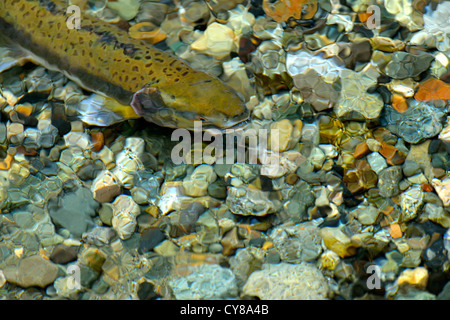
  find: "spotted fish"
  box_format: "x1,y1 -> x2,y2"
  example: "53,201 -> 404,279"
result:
0,0 -> 249,130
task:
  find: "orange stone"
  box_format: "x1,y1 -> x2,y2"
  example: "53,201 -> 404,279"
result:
415,78 -> 450,101
379,142 -> 397,160
381,205 -> 394,216
353,141 -> 371,159
386,150 -> 406,166
0,154 -> 13,171
90,132 -> 105,152
358,12 -> 372,23
421,183 -> 434,192
263,0 -> 318,22
392,94 -> 408,113
390,223 -> 403,239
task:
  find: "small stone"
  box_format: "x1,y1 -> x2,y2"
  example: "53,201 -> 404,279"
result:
112,195 -> 140,240
353,205 -> 380,225
3,255 -> 59,288
169,264 -> 238,300
390,223 -> 403,239
190,22 -> 237,60
270,223 -> 322,263
221,227 -> 244,255
183,164 -> 217,197
269,119 -> 301,152
320,227 -> 359,258
64,131 -> 90,150
403,160 -> 422,177
91,170 -> 121,203
99,203 -> 114,226
392,94 -> 408,113
353,142 -> 371,159
385,52 -> 434,79
431,176 -> 450,207
138,227 -> 166,254
397,267 -> 428,288
378,166 -> 403,198
226,185 -> 277,216
400,186 -> 424,222
230,163 -> 259,183
285,173 -> 299,185
137,280 -> 159,300
50,244 -> 79,264
243,262 -> 329,300
383,101 -> 445,144
367,152 -> 388,174
48,187 -> 99,238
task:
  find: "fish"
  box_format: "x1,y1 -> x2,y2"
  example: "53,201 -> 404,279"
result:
0,0 -> 249,130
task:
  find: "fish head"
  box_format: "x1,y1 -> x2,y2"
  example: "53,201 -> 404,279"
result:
130,74 -> 249,130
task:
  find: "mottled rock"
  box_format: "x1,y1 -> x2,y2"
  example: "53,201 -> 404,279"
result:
91,170 -> 121,203
169,264 -> 238,299
335,68 -> 383,120
383,102 -> 445,144
226,185 -> 277,216
183,164 -> 217,197
320,227 -> 359,258
385,52 -> 434,79
353,205 -> 380,225
270,222 -> 322,262
111,195 -> 140,240
378,166 -> 403,198
3,255 -> 59,288
243,262 -> 329,300
400,186 -> 424,222
431,176 -> 450,207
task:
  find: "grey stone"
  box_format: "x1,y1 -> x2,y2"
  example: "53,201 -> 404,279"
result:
48,187 -> 99,238
378,166 -> 403,198
402,160 -> 422,177
383,102 -> 445,144
3,255 -> 59,288
168,264 -> 238,299
270,222 -> 322,263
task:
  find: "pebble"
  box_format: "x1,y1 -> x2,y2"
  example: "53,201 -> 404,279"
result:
353,205 -> 380,225
226,185 -> 277,216
243,262 -> 329,300
431,176 -> 450,207
320,227 -> 359,258
397,267 -> 429,289
138,227 -> 166,254
111,195 -> 140,240
48,187 -> 99,238
336,68 -> 383,120
183,164 -> 217,197
399,186 -> 424,222
385,52 -> 434,79
270,223 -> 322,263
3,255 -> 59,288
383,101 -> 445,144
378,166 -> 403,198
50,244 -> 79,264
190,22 -> 237,60
169,264 -> 238,300
91,170 -> 121,203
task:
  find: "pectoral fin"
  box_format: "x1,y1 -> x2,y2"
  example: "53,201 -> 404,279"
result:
0,35 -> 34,73
130,87 -> 167,116
77,94 -> 140,126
